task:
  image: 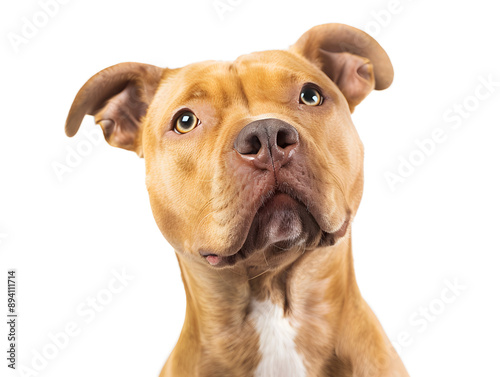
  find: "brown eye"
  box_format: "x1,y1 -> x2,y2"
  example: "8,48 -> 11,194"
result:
300,87 -> 323,106
174,111 -> 199,134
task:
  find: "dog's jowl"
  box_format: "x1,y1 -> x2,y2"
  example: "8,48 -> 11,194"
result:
66,23 -> 409,377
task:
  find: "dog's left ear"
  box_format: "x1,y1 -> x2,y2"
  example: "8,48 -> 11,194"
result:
291,23 -> 394,112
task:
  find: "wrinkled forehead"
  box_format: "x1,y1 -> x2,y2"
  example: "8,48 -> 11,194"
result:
234,50 -> 325,82
156,50 -> 327,106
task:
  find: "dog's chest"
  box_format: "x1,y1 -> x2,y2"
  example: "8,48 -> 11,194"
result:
249,298 -> 307,377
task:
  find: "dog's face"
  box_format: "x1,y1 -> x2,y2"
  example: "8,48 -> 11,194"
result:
66,24 -> 393,270
145,51 -> 363,268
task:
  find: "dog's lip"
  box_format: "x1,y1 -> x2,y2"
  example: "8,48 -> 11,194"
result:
200,189 -> 300,265
200,189 -> 351,268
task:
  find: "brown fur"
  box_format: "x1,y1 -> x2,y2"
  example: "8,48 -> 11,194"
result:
66,23 -> 409,377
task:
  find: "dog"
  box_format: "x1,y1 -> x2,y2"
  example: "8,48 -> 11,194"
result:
65,23 -> 409,377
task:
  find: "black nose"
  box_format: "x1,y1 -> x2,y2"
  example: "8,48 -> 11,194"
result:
233,119 -> 299,169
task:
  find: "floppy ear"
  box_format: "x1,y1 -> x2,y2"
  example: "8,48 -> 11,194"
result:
290,23 -> 394,112
65,62 -> 164,157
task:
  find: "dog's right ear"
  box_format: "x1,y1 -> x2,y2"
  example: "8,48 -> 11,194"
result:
290,23 -> 393,112
65,62 -> 164,157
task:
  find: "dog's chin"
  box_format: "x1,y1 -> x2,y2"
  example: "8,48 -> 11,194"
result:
202,192 -> 338,268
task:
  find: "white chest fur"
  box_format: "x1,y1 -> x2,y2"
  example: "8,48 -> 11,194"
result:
250,299 -> 307,377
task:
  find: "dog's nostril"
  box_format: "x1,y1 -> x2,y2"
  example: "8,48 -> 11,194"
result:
276,129 -> 296,150
249,135 -> 262,155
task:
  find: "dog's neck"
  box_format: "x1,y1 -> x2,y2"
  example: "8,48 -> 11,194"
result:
165,233 -> 367,376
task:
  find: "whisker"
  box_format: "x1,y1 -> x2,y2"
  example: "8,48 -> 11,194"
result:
195,209 -> 218,234
262,249 -> 269,266
325,162 -> 348,198
215,269 -> 234,287
248,268 -> 271,280
273,243 -> 290,251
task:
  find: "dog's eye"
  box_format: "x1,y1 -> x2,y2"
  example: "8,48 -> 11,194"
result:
174,111 -> 199,134
300,87 -> 323,106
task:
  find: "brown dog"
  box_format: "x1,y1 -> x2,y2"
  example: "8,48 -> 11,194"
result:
66,23 -> 409,377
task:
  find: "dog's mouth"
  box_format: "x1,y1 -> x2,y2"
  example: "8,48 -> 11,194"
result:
200,187 -> 350,268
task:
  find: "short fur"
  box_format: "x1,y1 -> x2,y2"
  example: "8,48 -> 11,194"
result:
66,23 -> 409,377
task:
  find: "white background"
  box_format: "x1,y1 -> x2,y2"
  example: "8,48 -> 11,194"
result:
1,0 -> 499,376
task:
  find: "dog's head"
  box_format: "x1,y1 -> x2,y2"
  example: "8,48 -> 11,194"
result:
66,24 -> 393,269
